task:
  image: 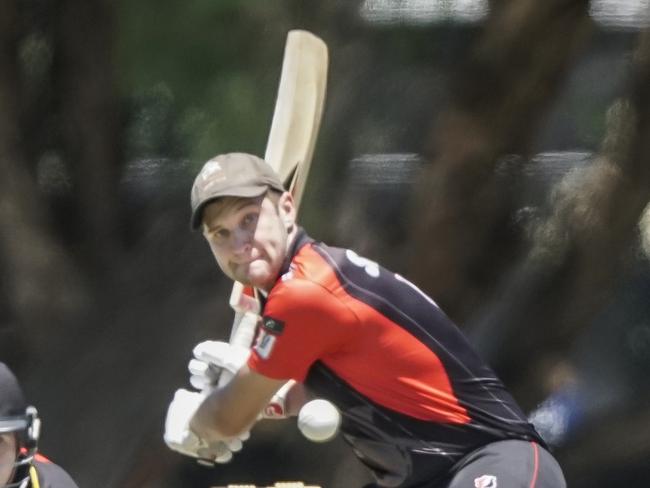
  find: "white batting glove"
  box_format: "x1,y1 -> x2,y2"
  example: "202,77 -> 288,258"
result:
188,341 -> 251,391
188,358 -> 220,391
163,388 -> 245,464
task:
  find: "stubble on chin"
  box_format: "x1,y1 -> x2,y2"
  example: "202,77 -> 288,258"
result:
228,263 -> 268,288
228,265 -> 250,285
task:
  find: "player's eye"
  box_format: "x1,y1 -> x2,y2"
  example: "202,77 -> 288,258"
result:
209,228 -> 230,245
241,212 -> 258,230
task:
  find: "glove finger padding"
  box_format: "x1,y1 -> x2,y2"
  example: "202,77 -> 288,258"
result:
164,389 -> 205,456
224,437 -> 243,452
192,341 -> 251,377
190,374 -> 210,391
192,435 -> 249,465
188,358 -> 221,381
164,388 -> 249,464
197,441 -> 234,464
188,358 -> 221,391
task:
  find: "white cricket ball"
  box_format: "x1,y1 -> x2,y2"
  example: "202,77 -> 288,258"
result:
297,399 -> 341,442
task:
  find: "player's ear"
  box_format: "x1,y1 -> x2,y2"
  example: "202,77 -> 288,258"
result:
277,191 -> 297,227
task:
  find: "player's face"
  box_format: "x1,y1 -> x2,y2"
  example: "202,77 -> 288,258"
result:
202,191 -> 297,291
0,433 -> 17,486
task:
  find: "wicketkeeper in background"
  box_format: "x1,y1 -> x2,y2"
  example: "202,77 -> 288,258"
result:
0,362 -> 78,488
164,153 -> 566,488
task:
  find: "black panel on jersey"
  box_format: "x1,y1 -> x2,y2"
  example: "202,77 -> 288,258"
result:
310,243 -> 541,442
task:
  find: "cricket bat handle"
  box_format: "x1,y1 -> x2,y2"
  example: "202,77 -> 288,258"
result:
216,311 -> 258,387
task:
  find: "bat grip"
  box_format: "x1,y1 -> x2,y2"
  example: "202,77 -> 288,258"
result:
217,311 -> 258,387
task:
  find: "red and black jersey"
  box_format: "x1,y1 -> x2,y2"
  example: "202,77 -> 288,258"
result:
249,230 -> 544,487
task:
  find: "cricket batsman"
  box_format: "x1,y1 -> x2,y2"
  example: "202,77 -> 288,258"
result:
163,152 -> 566,487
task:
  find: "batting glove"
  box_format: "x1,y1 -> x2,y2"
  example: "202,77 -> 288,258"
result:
163,388 -> 245,465
188,340 -> 251,390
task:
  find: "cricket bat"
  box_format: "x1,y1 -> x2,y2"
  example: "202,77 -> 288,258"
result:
222,29 -> 328,374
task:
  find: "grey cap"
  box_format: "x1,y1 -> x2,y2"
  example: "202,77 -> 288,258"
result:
190,153 -> 286,230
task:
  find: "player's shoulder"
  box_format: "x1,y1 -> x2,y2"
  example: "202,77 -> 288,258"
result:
287,229 -> 351,273
267,242 -> 343,303
292,239 -> 359,275
305,242 -> 387,285
33,457 -> 79,488
270,260 -> 331,301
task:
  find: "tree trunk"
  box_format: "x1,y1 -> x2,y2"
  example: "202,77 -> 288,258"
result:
408,0 -> 593,320
54,0 -> 122,271
472,30 -> 650,407
0,0 -> 87,359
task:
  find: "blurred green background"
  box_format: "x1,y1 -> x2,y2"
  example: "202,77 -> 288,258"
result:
1,0 -> 650,486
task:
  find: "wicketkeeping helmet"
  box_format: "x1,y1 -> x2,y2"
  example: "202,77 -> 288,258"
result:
0,363 -> 40,488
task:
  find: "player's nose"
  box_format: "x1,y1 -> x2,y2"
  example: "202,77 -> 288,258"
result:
229,227 -> 253,256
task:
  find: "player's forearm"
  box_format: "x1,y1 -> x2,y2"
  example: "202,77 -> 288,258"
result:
190,386 -> 254,439
191,365 -> 287,439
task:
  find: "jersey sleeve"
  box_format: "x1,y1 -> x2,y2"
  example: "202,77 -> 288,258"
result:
248,279 -> 359,382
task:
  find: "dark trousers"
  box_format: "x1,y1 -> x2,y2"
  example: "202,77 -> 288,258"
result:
444,439 -> 566,488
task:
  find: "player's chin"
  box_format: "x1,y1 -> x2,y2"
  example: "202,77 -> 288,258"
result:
246,273 -> 274,290
246,267 -> 277,289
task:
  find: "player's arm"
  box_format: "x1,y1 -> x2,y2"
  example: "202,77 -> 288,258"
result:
190,365 -> 288,440
279,380 -> 311,416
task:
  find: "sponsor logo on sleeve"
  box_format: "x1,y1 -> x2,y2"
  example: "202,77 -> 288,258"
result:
254,316 -> 284,359
262,316 -> 285,335
474,475 -> 497,488
254,331 -> 277,360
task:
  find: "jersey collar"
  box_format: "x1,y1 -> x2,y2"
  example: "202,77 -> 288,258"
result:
279,227 -> 313,278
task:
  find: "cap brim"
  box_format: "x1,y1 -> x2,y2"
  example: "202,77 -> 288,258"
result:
190,185 -> 269,230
